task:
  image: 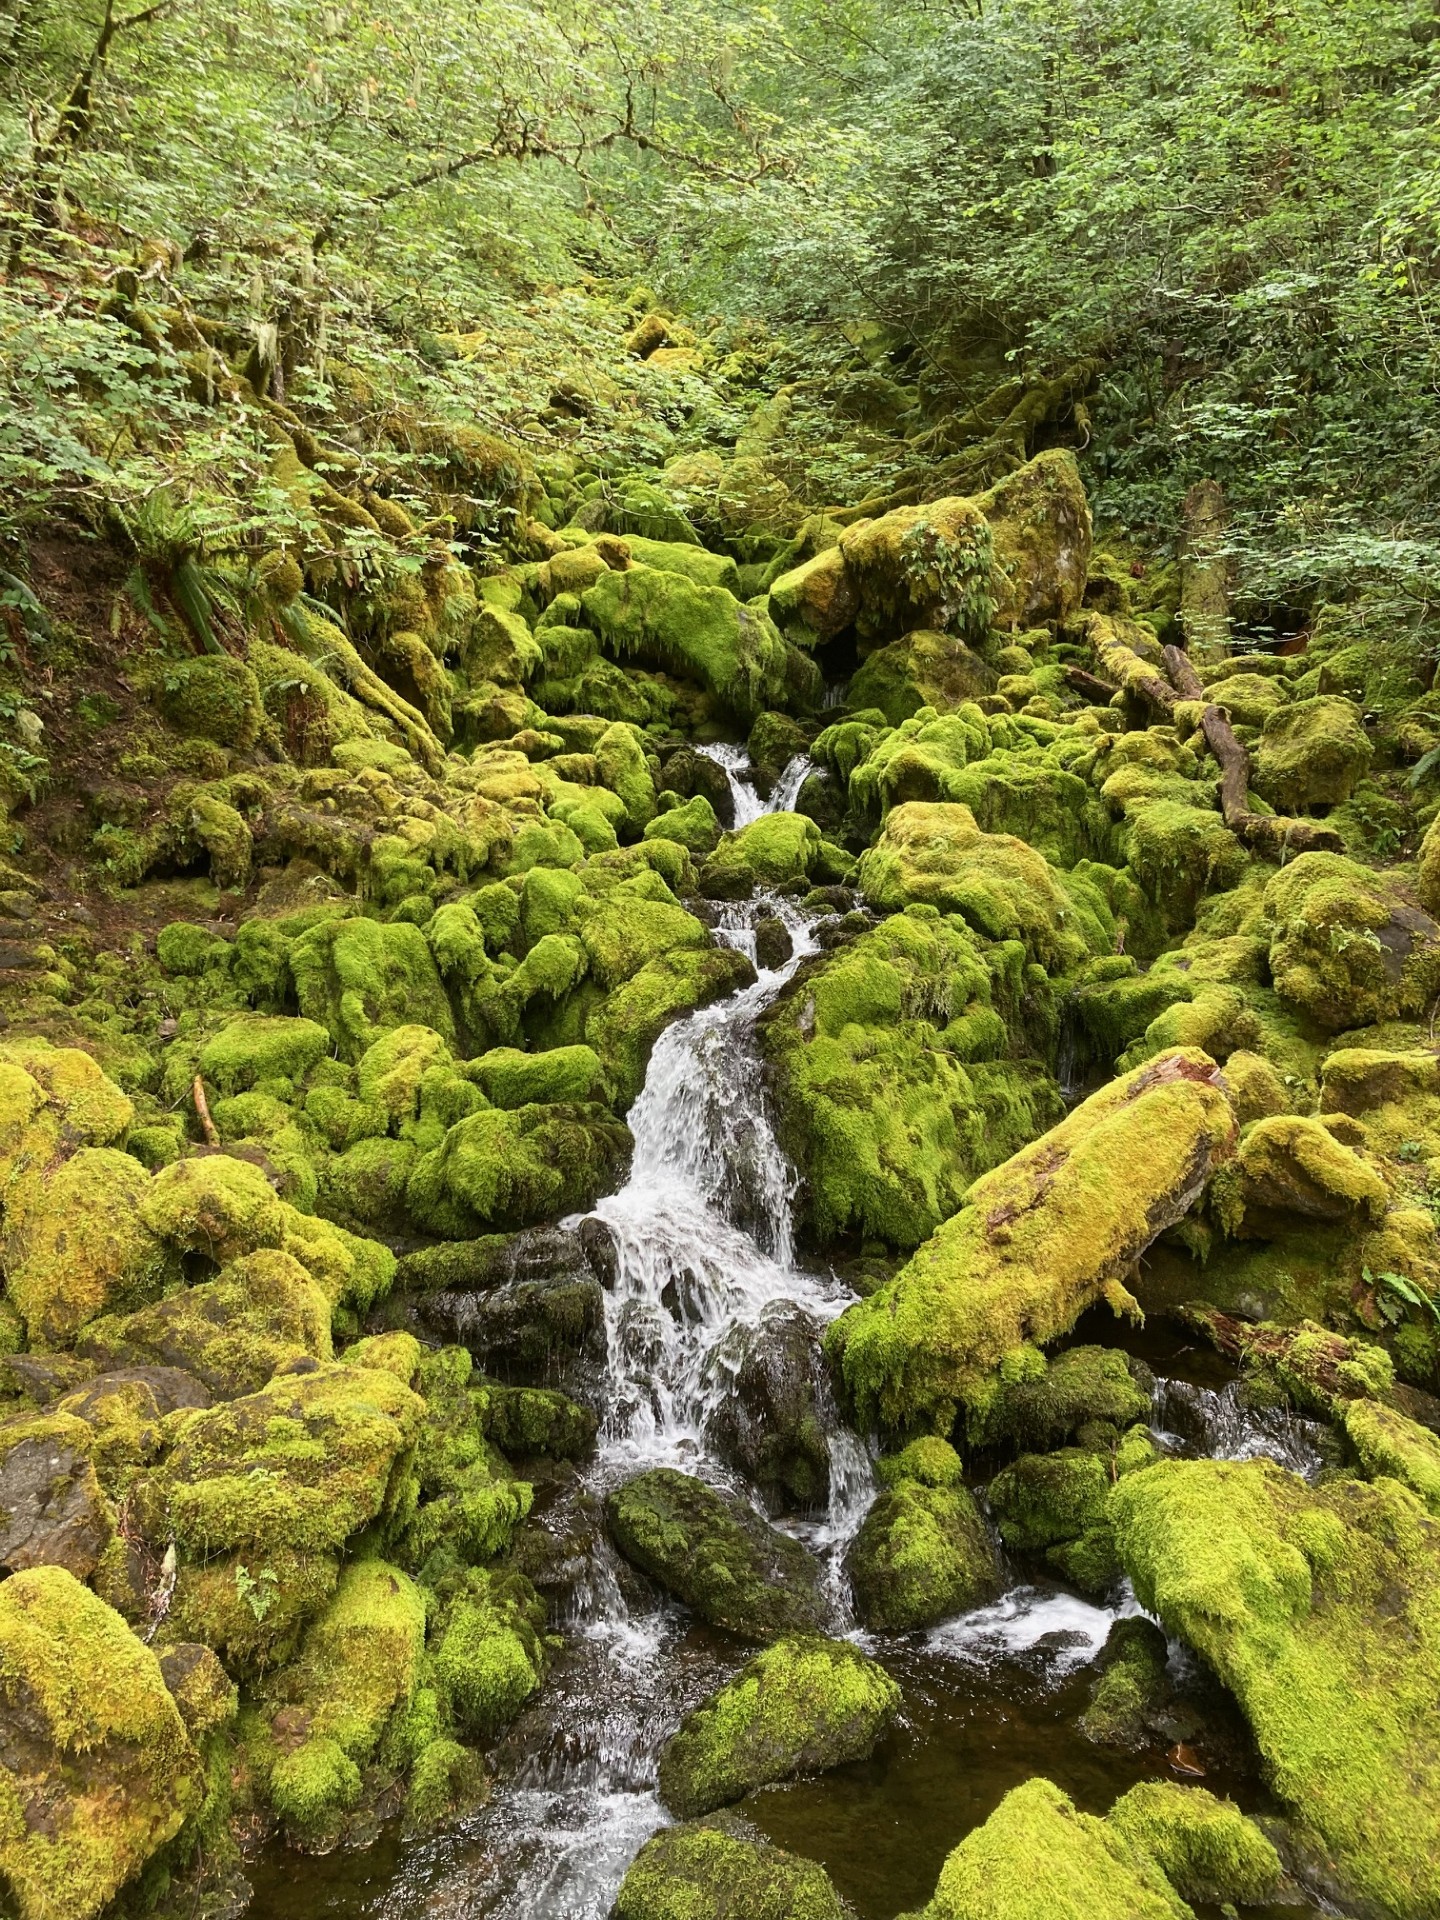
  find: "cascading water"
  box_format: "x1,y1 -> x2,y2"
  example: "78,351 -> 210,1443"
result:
442,749 -> 871,1916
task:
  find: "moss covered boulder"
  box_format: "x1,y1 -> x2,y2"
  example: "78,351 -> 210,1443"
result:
912,1776 -> 1188,1920
763,911 -> 1064,1252
1112,1456 -> 1440,1917
78,1247 -> 334,1399
0,1568 -> 204,1920
827,1050 -> 1235,1435
613,1817 -> 850,1920
970,1346 -> 1150,1452
1263,852 -> 1440,1032
657,1635 -> 899,1818
846,1476 -> 1000,1629
1108,1781 -> 1282,1909
605,1468 -> 824,1640
849,630 -> 995,725
987,1448 -> 1119,1592
856,802 -> 1112,973
1253,694 -> 1372,813
405,1102 -> 631,1236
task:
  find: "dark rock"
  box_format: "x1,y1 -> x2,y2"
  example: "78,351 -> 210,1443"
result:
605,1467 -> 824,1640
0,1433 -> 111,1578
707,1308 -> 829,1512
752,916 -> 793,973
424,1273 -> 607,1386
659,746 -> 735,829
0,1352 -> 97,1406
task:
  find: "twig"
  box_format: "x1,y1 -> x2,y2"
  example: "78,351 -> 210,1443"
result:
192,1072 -> 219,1146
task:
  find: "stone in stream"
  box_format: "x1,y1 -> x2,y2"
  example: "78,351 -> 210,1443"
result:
845,1439 -> 1001,1630
1112,1455 -> 1440,1919
706,1307 -> 830,1513
612,1814 -> 851,1920
657,1634 -> 900,1818
905,1774 -> 1278,1919
604,1467 -> 824,1640
417,1222 -> 611,1389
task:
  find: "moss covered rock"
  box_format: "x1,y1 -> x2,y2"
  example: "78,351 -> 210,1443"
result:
845,1478 -> 1001,1629
1112,1456 -> 1440,1917
1264,852 -> 1440,1032
613,1818 -> 851,1920
0,1568 -> 204,1920
657,1635 -> 900,1818
1108,1781 -> 1282,1908
1253,694 -> 1372,812
763,911 -> 1064,1252
827,1050 -> 1235,1435
971,1346 -> 1150,1452
913,1776 -> 1188,1920
605,1468 -> 824,1640
78,1248 -> 333,1398
405,1102 -> 630,1235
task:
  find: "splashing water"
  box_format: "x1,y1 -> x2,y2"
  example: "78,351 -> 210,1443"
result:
1150,1375 -> 1330,1483
696,741 -> 810,826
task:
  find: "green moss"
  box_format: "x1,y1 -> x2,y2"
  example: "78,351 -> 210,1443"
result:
916,1776 -> 1188,1920
827,1049 -> 1235,1436
403,1736 -> 487,1828
971,1346 -> 1150,1451
290,915 -> 457,1061
4,1144 -> 174,1346
1264,852 -> 1440,1032
875,1435 -> 965,1489
605,1468 -> 823,1640
155,655 -> 262,750
1254,695 -> 1372,812
1124,800 -> 1248,935
1079,1617 -> 1172,1749
1111,1456 -> 1440,1917
431,1567 -> 546,1739
857,803 -> 1111,972
156,920 -> 233,977
988,1449 -> 1117,1591
580,564 -> 796,722
0,1568 -> 204,1920
614,1819 -> 850,1920
643,793 -> 722,856
657,1635 -> 899,1818
136,1360 -> 423,1559
1343,1399 -> 1440,1511
850,630 -> 995,725
258,1559 -> 426,1835
701,811 -> 850,898
764,912 -> 1065,1251
587,946 -> 755,1105
1108,1781 -> 1282,1907
472,1383 -> 597,1458
405,1101 -> 629,1235
845,1480 -> 1000,1629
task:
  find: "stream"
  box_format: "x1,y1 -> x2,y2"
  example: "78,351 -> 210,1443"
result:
247,747 -> 1333,1920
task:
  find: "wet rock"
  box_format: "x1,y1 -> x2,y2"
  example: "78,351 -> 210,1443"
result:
0,1424 -> 111,1577
425,1273 -> 606,1387
1079,1617 -> 1174,1750
987,1448 -> 1119,1594
605,1467 -> 824,1640
474,1382 -> 597,1460
707,1308 -> 830,1512
659,745 -> 736,828
157,1642 -> 237,1741
752,914 -> 793,972
612,1815 -> 850,1920
845,1477 -> 1001,1630
0,1568 -> 204,1920
657,1634 -> 900,1818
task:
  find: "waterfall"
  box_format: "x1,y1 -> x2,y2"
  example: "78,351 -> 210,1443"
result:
455,747 -> 873,1917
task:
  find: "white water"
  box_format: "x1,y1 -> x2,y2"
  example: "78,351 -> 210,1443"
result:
696,741 -> 810,826
927,1583 -> 1144,1678
1150,1375 -> 1329,1483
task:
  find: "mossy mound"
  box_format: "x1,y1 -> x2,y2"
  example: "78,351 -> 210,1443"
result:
657,1635 -> 900,1817
763,910 -> 1064,1251
0,1568 -> 204,1920
1112,1456 -> 1440,1917
970,1345 -> 1150,1451
845,1479 -> 1001,1629
604,1468 -> 824,1640
613,1817 -> 851,1920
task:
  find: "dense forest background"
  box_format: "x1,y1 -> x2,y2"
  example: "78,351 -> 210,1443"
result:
3,0 -> 1439,642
